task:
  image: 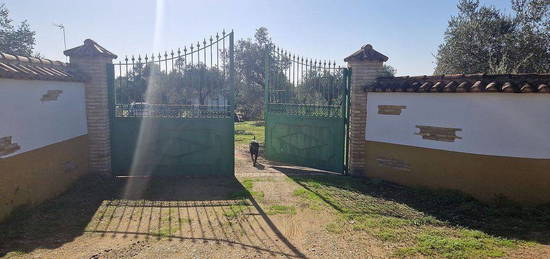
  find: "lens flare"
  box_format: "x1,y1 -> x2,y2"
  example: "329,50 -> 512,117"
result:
123,0 -> 166,199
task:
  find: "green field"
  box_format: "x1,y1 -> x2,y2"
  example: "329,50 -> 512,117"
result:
235,121 -> 265,146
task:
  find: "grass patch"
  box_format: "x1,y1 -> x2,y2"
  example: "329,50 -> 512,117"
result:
252,121 -> 265,127
158,227 -> 172,238
326,222 -> 345,234
242,178 -> 265,201
293,187 -> 324,210
293,188 -> 320,201
223,204 -> 248,219
285,174 -> 550,258
158,216 -> 191,239
266,205 -> 296,215
178,217 -> 191,224
228,178 -> 265,201
235,121 -> 264,146
394,229 -> 516,258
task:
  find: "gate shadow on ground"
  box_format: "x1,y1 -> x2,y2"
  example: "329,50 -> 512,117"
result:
90,176 -> 305,258
273,166 -> 550,245
0,174 -> 305,258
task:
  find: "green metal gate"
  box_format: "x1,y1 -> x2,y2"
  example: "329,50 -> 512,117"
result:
264,48 -> 351,173
108,31 -> 235,176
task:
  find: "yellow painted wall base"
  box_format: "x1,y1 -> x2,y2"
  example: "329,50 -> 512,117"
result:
364,141 -> 550,205
0,135 -> 89,222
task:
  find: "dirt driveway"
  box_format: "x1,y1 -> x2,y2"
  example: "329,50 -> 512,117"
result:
2,145 -> 550,258
0,147 -> 386,259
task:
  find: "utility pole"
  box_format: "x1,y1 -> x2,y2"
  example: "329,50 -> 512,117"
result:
53,24 -> 67,62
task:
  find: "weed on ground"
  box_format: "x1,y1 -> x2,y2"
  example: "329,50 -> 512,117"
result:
222,204 -> 249,219
266,205 -> 296,215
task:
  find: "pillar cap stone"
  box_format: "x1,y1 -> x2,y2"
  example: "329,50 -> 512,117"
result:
64,39 -> 117,59
344,44 -> 388,63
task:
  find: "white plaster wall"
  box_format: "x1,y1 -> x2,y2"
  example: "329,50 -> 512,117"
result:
366,93 -> 550,159
0,78 -> 87,157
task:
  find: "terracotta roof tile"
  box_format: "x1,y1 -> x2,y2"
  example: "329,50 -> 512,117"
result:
0,52 -> 87,82
344,44 -> 388,62
64,39 -> 117,59
367,74 -> 550,94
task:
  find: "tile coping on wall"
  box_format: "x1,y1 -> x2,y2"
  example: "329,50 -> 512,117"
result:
367,73 -> 550,94
0,52 -> 87,82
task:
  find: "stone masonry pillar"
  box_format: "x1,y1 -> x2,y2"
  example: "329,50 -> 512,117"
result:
344,44 -> 388,176
64,39 -> 117,174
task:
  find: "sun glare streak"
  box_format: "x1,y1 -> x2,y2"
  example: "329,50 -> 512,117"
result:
123,0 -> 166,199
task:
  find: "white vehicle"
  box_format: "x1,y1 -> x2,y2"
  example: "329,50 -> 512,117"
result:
128,102 -> 150,117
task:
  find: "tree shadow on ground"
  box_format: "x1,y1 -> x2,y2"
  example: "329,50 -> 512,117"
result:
273,166 -> 550,245
0,174 -> 305,258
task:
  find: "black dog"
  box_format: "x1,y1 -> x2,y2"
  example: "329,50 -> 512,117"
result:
249,136 -> 260,166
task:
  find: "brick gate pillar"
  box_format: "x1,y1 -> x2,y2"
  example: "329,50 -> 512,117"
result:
344,44 -> 388,176
64,39 -> 117,174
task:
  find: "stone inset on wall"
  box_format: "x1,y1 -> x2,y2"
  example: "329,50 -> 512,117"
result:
378,105 -> 406,115
0,136 -> 20,156
376,157 -> 411,171
415,125 -> 462,142
41,90 -> 63,101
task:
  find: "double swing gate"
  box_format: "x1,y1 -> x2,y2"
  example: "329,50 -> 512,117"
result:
107,30 -> 350,176
264,47 -> 351,173
107,31 -> 235,176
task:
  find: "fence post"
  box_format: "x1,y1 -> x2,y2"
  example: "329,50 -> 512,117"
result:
228,30 -> 236,174
344,44 -> 388,176
229,30 -> 235,113
64,39 -> 117,174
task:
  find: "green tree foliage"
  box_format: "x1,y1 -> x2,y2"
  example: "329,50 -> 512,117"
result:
381,64 -> 397,77
0,4 -> 36,56
115,63 -> 226,106
234,27 -> 284,120
234,27 -> 354,119
435,0 -> 550,74
116,27 -> 364,120
116,27 -> 281,119
115,63 -> 147,104
297,69 -> 346,106
179,64 -> 226,105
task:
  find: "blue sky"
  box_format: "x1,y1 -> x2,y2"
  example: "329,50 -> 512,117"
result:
4,0 -> 512,75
